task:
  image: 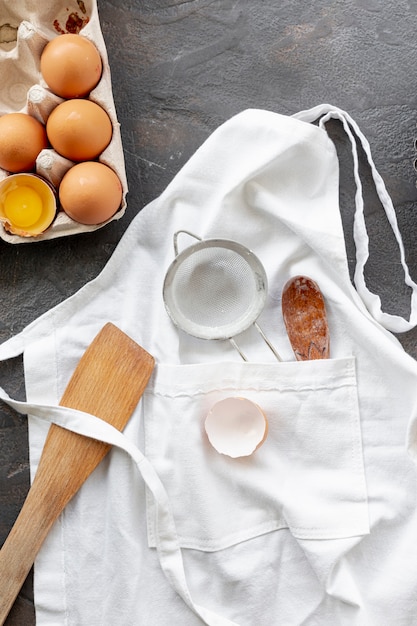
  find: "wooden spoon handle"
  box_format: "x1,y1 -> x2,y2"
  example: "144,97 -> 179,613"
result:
282,276 -> 330,360
0,323 -> 154,624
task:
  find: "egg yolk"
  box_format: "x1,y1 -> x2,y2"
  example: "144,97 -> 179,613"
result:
4,186 -> 43,228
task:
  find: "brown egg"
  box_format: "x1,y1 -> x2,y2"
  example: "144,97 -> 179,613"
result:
46,99 -> 112,161
59,161 -> 122,225
0,113 -> 48,173
40,34 -> 102,98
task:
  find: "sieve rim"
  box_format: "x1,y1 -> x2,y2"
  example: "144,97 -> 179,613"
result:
162,238 -> 268,340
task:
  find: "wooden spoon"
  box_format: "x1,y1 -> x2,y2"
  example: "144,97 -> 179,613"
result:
0,322 -> 155,625
282,276 -> 330,360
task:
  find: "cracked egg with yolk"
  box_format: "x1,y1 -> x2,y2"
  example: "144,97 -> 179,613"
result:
0,174 -> 57,237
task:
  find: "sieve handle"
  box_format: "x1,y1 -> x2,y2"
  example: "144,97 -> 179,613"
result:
173,230 -> 202,256
254,322 -> 283,361
230,326 -> 282,362
229,338 -> 249,361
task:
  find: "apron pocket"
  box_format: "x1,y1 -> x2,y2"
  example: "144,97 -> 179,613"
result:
143,357 -> 369,551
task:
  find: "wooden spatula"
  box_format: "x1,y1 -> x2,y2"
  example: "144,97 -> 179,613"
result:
0,322 -> 155,625
282,275 -> 330,360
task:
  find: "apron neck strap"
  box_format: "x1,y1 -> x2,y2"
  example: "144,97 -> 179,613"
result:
293,104 -> 417,333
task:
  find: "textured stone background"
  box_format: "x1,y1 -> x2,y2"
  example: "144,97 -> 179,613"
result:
1,0 -> 417,622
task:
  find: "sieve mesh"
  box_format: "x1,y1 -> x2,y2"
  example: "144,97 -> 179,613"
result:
171,246 -> 258,328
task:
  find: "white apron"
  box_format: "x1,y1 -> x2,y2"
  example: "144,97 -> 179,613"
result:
1,104 -> 417,625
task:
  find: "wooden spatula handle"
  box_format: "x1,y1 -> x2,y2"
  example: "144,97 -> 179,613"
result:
0,323 -> 154,624
0,429 -> 112,622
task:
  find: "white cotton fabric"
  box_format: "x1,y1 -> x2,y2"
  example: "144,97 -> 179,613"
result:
1,105 -> 417,624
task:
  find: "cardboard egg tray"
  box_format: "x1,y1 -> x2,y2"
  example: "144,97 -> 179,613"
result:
0,0 -> 128,243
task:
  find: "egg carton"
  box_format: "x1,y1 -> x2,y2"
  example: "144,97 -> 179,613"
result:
0,0 -> 128,244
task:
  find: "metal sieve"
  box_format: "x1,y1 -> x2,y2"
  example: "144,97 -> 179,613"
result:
162,230 -> 282,361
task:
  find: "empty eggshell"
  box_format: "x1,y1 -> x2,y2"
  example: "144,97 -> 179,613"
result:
204,397 -> 268,458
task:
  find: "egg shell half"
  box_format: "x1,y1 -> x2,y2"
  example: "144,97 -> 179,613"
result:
204,397 -> 268,458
